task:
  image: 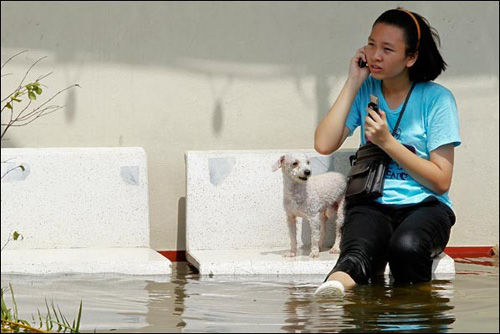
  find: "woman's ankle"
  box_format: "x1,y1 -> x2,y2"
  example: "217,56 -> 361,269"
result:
327,271 -> 356,289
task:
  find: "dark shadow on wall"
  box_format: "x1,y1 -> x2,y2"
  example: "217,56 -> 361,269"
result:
2,2 -> 498,251
2,2 -> 498,129
1,138 -> 19,148
177,197 -> 186,251
1,1 -> 375,128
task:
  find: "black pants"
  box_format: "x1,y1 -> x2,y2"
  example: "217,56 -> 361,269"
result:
326,196 -> 456,284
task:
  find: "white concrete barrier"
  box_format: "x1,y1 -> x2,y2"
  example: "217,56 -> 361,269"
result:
1,147 -> 171,275
185,149 -> 455,277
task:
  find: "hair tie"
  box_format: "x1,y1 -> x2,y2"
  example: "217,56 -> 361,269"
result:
398,8 -> 421,51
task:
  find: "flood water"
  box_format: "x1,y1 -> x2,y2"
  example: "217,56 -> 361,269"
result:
1,257 -> 498,333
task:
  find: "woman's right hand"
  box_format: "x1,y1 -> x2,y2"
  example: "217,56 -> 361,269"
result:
348,47 -> 371,87
316,48 -> 369,155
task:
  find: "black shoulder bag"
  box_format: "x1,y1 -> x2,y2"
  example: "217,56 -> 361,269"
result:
345,82 -> 416,202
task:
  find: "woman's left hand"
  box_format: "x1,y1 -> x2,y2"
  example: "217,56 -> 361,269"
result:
364,108 -> 392,147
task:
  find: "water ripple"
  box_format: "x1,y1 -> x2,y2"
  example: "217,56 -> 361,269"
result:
1,259 -> 498,333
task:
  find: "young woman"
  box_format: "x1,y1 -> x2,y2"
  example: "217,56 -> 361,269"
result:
314,8 -> 461,297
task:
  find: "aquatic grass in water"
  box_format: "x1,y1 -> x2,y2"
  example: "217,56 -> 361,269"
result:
1,283 -> 82,333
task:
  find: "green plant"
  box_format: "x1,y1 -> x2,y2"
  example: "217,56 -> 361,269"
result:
1,51 -> 84,333
1,283 -> 82,333
1,232 -> 83,333
1,50 -> 80,140
1,231 -> 23,252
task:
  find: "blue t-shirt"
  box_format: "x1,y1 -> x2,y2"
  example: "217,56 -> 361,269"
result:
345,76 -> 461,208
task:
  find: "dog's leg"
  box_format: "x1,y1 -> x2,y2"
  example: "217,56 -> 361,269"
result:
329,197 -> 345,254
319,211 -> 328,251
309,214 -> 322,258
283,213 -> 297,257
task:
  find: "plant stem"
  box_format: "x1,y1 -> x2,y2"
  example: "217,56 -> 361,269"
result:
2,319 -> 50,333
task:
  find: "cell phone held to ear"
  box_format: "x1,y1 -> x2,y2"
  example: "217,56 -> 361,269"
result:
358,58 -> 367,68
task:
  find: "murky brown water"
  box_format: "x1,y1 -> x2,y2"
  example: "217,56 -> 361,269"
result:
2,257 -> 498,333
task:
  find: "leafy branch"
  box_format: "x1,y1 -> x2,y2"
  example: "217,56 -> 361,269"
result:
1,50 -> 80,140
1,51 -> 84,333
1,162 -> 25,181
1,231 -> 23,252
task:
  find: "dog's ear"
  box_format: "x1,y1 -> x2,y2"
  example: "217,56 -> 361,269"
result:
272,155 -> 285,172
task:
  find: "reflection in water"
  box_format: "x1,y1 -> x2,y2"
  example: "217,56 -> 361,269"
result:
282,278 -> 455,333
1,259 -> 497,333
0,273 -> 159,332
141,263 -> 191,332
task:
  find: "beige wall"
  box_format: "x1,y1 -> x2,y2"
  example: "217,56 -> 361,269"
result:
1,1 -> 498,250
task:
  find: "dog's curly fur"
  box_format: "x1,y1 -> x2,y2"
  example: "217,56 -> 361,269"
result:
273,153 -> 347,258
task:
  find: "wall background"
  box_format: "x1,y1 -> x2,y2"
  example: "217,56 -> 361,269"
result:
2,1 -> 498,250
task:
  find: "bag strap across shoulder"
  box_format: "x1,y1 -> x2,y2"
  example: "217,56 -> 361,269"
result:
350,82 -> 417,166
391,81 -> 417,136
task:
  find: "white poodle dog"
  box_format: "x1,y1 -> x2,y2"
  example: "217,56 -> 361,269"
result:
272,153 -> 347,258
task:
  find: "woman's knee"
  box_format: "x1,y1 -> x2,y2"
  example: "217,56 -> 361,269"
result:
388,233 -> 433,283
388,233 -> 427,263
